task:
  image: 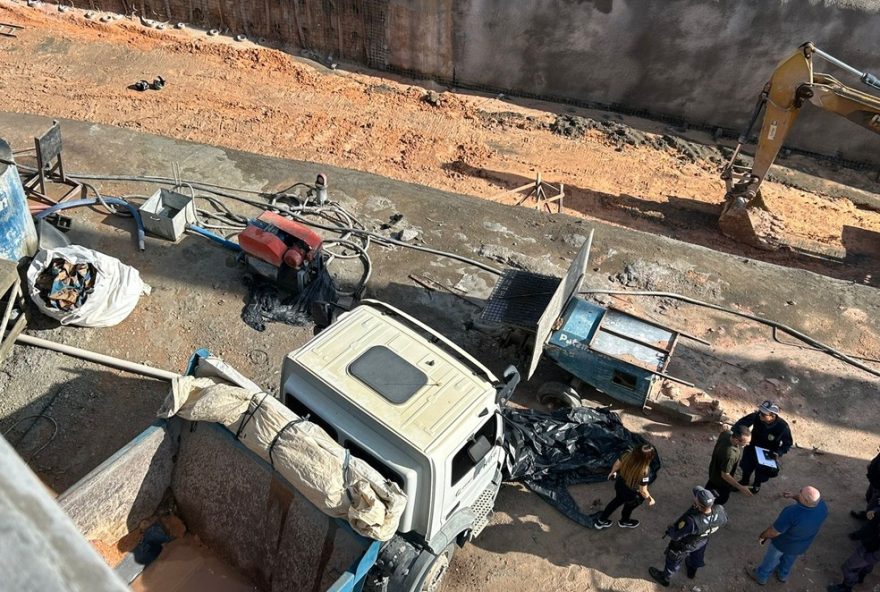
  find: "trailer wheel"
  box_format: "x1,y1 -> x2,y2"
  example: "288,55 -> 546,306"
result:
537,382 -> 581,408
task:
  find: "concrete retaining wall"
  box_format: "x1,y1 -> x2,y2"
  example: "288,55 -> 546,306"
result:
59,422 -> 177,544
79,0 -> 880,164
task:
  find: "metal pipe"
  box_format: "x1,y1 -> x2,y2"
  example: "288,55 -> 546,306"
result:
813,47 -> 866,79
15,334 -> 179,381
186,224 -> 242,251
738,91 -> 768,144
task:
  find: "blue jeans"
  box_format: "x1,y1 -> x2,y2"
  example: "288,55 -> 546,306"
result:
756,542 -> 800,583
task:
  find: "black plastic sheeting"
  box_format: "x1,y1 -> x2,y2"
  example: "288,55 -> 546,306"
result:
241,269 -> 337,331
502,406 -> 661,527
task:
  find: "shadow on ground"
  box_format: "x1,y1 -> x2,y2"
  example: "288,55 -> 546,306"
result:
476,442 -> 874,592
0,364 -> 167,493
444,162 -> 880,287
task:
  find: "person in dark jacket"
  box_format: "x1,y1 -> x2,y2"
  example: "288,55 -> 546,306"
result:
648,486 -> 728,587
852,452 -> 880,521
828,512 -> 880,591
734,400 -> 793,494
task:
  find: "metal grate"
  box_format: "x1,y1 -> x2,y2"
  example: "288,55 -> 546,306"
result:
469,482 -> 499,538
480,269 -> 560,330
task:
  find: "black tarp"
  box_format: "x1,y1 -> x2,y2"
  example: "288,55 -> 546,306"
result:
241,268 -> 337,331
502,406 -> 661,527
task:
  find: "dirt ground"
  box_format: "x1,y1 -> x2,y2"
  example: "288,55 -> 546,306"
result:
0,113 -> 878,592
0,1 -> 879,285
1,4 -> 880,592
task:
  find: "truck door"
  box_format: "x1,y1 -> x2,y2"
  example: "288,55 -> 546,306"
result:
445,415 -> 500,518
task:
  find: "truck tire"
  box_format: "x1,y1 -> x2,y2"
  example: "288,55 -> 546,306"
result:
413,544 -> 455,592
365,537 -> 455,592
537,381 -> 581,408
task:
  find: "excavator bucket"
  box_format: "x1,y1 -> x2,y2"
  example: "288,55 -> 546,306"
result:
718,192 -> 785,251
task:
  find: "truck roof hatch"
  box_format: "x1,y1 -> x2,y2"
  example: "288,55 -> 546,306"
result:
349,346 -> 428,404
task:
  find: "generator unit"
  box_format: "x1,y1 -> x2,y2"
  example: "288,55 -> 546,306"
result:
238,211 -> 324,293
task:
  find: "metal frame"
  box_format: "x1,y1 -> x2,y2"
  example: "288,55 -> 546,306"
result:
23,121 -> 84,207
587,307 -> 692,388
492,172 -> 565,214
0,22 -> 23,38
0,260 -> 27,364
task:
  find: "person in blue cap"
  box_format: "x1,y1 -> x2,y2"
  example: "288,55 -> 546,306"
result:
734,400 -> 793,494
648,486 -> 728,587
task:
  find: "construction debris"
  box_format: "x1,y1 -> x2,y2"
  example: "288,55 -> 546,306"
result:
651,380 -> 724,423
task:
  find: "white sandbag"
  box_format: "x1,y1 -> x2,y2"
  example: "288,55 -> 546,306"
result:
157,376 -> 253,427
160,376 -> 407,541
26,245 -> 150,327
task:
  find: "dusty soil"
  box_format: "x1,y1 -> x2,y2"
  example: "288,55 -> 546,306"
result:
0,5 -> 879,592
0,1 -> 879,284
131,535 -> 257,592
0,113 -> 876,592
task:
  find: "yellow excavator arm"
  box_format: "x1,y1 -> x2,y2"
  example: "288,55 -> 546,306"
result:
719,42 -> 880,249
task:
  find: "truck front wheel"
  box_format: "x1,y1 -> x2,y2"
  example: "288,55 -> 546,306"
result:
365,538 -> 456,592
414,544 -> 455,592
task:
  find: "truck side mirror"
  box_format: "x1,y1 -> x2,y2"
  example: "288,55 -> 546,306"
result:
467,435 -> 493,463
495,365 -> 520,406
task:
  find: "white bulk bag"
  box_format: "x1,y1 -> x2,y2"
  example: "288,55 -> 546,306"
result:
27,245 -> 150,327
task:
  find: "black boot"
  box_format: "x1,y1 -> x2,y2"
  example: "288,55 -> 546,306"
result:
686,565 -> 697,579
826,584 -> 852,592
649,567 -> 670,587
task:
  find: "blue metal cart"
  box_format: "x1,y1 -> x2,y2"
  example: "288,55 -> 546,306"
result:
482,232 -> 692,409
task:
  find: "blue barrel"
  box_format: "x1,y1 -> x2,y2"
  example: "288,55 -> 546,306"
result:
0,138 -> 38,262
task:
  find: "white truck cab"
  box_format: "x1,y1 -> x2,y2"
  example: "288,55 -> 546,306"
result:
280,300 -> 518,592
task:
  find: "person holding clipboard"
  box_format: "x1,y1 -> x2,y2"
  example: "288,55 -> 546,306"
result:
734,400 -> 793,494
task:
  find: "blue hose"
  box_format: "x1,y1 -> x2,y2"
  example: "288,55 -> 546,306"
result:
186,224 -> 242,252
34,198 -> 146,251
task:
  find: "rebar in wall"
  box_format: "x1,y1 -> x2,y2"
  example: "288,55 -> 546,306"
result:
363,0 -> 388,68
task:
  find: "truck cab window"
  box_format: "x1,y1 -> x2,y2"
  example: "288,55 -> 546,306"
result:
345,440 -> 405,489
284,393 -> 339,441
451,417 -> 497,486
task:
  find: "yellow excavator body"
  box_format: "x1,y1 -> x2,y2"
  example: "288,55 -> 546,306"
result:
720,43 -> 880,249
